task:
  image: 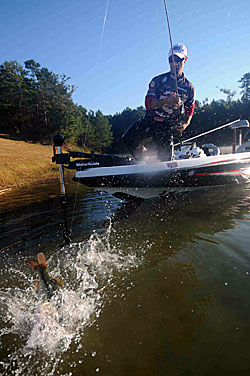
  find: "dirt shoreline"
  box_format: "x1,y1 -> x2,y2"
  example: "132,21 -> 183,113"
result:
0,136 -> 58,190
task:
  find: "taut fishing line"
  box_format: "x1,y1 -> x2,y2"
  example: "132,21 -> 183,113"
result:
70,0 -> 110,239
97,0 -> 110,66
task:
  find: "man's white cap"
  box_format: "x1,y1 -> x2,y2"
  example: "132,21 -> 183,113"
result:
168,43 -> 187,59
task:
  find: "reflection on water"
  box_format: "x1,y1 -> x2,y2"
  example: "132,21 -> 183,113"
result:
0,180 -> 250,375
0,179 -> 121,254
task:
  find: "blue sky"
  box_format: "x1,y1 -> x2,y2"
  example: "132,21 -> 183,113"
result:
1,0 -> 250,114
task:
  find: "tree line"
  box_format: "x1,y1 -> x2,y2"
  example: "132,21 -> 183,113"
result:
0,59 -> 250,152
0,60 -> 112,152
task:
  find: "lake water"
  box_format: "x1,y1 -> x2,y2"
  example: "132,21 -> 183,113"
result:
0,177 -> 250,375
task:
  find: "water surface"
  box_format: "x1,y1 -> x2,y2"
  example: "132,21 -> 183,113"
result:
0,179 -> 250,375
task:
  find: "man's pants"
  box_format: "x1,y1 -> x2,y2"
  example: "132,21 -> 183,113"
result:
122,117 -> 176,161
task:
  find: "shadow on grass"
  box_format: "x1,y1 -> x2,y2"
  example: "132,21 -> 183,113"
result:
0,133 -> 52,145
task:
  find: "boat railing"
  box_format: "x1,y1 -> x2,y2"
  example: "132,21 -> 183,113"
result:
174,119 -> 249,153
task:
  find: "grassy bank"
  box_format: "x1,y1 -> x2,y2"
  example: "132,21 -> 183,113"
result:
0,136 -> 58,189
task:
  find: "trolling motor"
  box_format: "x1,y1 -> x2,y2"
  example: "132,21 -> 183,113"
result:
230,120 -> 249,153
52,134 -> 71,245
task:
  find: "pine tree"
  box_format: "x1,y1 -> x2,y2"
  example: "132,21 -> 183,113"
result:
238,73 -> 250,102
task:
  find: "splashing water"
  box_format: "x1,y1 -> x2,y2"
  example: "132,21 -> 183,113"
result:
0,221 -> 142,375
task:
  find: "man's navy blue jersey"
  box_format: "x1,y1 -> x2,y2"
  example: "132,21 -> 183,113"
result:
145,71 -> 195,122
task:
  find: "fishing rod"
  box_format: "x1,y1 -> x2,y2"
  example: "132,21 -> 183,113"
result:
163,0 -> 183,158
163,0 -> 178,96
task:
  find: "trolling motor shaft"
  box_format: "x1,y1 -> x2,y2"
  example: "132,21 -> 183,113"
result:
53,135 -> 66,195
52,134 -> 71,244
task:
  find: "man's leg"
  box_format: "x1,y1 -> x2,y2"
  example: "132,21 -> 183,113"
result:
156,140 -> 172,161
152,122 -> 173,162
122,117 -> 151,160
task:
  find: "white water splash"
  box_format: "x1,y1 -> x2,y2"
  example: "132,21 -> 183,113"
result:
24,302 -> 72,354
0,223 -> 143,375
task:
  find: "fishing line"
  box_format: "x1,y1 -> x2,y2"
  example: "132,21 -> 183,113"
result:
69,112 -> 92,237
70,175 -> 80,236
68,1 -> 111,241
97,0 -> 110,66
70,0 -> 110,238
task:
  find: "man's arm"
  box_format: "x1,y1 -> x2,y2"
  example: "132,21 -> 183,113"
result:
176,103 -> 195,134
183,102 -> 195,124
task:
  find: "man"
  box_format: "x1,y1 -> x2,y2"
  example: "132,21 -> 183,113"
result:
122,43 -> 195,161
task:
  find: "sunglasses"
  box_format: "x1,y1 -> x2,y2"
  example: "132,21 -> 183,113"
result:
168,55 -> 185,64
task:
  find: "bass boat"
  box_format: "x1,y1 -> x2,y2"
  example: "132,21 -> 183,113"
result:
52,119 -> 250,199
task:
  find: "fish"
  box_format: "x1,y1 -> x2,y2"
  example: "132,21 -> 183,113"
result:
26,252 -> 63,302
